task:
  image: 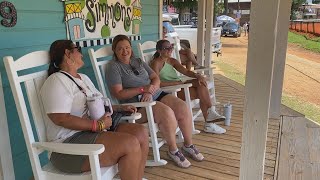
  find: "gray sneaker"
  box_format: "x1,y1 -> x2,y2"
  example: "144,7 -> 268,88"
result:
182,144 -> 204,161
168,150 -> 191,168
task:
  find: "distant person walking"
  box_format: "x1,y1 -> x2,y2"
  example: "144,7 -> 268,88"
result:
243,22 -> 248,36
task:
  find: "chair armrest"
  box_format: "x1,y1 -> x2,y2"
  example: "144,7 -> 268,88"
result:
162,83 -> 192,91
33,142 -> 104,155
193,67 -> 214,73
161,87 -> 181,93
121,101 -> 156,107
120,112 -> 142,121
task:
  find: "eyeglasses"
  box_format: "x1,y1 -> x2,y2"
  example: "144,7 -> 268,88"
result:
72,46 -> 82,53
161,45 -> 174,51
129,64 -> 140,75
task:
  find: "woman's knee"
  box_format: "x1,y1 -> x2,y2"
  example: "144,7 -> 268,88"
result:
173,99 -> 191,119
154,103 -> 177,127
132,125 -> 149,144
124,135 -> 141,153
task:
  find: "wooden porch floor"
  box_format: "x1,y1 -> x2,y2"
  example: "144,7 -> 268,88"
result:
143,74 -> 281,180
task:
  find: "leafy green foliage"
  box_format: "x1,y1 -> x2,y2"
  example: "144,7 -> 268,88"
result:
171,0 -> 198,10
291,0 -> 307,20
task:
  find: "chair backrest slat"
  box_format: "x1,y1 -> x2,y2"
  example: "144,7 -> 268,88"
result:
25,75 -> 48,142
138,41 -> 157,64
88,47 -> 118,104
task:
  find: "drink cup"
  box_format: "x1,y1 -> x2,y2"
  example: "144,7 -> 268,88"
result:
87,95 -> 105,120
223,104 -> 232,126
103,97 -> 113,116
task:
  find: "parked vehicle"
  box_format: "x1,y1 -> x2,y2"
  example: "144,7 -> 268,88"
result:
163,15 -> 222,55
221,22 -> 241,37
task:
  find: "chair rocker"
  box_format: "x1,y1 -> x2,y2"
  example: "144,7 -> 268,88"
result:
4,51 -> 118,180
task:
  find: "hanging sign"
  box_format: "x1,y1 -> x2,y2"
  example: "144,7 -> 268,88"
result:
61,0 -> 142,47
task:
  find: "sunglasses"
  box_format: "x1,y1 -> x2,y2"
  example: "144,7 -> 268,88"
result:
72,46 -> 82,53
129,64 -> 140,76
161,45 -> 174,51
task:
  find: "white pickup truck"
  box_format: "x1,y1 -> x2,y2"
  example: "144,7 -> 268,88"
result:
163,18 -> 222,56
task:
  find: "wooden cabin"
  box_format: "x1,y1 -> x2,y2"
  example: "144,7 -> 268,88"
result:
0,0 -> 319,180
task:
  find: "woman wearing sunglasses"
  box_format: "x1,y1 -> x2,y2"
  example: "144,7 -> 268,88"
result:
106,35 -> 204,168
150,39 -> 226,134
40,40 -> 149,180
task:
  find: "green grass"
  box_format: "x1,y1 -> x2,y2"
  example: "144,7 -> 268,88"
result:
215,60 -> 320,123
288,31 -> 320,53
215,61 -> 245,85
282,94 -> 320,123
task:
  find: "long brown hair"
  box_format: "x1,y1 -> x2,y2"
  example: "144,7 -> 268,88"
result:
48,40 -> 74,76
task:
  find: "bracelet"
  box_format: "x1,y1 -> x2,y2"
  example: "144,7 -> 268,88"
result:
92,120 -> 97,132
139,87 -> 144,93
97,119 -> 105,132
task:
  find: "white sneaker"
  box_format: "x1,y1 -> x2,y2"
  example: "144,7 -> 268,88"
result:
207,106 -> 225,122
204,123 -> 226,134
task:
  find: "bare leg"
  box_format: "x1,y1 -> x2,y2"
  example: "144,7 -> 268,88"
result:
190,79 -> 213,121
81,131 -> 141,180
116,123 -> 149,179
180,54 -> 193,70
160,94 -> 193,146
137,102 -> 178,151
177,80 -> 213,121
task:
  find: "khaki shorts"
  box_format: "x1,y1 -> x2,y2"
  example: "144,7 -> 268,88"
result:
50,131 -> 101,173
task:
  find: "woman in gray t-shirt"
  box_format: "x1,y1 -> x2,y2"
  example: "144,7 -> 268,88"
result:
106,35 -> 205,168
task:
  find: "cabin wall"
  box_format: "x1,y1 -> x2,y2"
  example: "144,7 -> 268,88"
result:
0,0 -> 160,179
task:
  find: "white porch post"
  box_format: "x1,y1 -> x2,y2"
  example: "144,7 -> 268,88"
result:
159,0 -> 163,39
240,0 -> 282,179
269,0 -> 292,119
0,74 -> 15,180
197,0 -> 206,66
204,0 -> 213,67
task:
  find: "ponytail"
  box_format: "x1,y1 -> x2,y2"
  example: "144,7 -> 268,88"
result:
153,51 -> 160,59
48,62 -> 60,76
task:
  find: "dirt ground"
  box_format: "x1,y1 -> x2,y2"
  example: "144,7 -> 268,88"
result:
216,35 -> 320,106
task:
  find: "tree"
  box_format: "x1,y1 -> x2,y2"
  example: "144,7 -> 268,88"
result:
224,0 -> 228,15
214,0 -> 225,26
171,0 -> 198,9
171,0 -> 198,24
291,0 -> 307,20
312,0 -> 320,3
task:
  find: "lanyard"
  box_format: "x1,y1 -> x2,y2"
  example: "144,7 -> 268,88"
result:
60,71 -> 87,96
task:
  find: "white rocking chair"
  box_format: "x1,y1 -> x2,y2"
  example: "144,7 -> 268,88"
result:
88,46 -> 186,167
4,51 -> 118,180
